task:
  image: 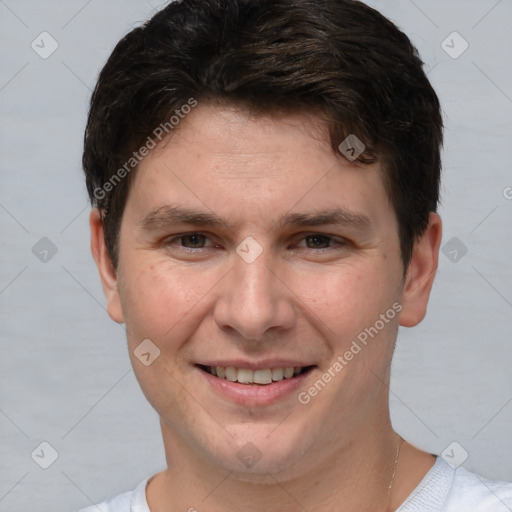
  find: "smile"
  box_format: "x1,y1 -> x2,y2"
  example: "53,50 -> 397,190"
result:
195,363 -> 317,405
198,364 -> 315,385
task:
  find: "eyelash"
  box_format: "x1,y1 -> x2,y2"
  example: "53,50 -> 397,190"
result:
163,232 -> 349,253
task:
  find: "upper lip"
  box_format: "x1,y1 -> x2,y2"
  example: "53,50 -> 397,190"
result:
196,359 -> 315,370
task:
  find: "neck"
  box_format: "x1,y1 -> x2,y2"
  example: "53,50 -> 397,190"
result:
148,415 -> 401,512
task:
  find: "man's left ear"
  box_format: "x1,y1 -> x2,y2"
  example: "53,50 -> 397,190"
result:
399,212 -> 442,327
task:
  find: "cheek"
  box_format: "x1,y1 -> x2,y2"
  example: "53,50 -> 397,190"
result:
118,259 -> 213,344
300,262 -> 400,336
117,261 -> 213,420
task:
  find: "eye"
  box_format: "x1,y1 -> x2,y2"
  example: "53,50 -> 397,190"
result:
294,233 -> 348,251
164,233 -> 216,250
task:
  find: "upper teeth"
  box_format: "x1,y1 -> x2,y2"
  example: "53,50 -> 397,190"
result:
208,366 -> 304,384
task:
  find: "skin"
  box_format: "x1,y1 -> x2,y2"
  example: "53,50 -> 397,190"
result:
91,103 -> 442,511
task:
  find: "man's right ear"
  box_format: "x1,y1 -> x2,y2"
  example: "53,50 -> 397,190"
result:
89,209 -> 125,323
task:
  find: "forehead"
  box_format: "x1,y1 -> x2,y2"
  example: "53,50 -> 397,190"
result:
153,103 -> 336,175
125,103 -> 394,233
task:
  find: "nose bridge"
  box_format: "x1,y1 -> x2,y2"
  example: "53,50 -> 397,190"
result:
213,237 -> 295,339
234,241 -> 275,303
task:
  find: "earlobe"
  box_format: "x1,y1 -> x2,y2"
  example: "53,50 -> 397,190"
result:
399,213 -> 442,327
89,209 -> 125,324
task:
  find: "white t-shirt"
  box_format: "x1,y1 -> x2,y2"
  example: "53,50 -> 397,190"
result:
77,457 -> 512,512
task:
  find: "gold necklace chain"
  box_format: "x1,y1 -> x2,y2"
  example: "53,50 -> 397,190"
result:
387,435 -> 404,497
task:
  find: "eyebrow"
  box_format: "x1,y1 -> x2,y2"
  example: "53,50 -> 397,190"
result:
139,204 -> 372,233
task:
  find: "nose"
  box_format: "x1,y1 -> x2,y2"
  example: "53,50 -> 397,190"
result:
213,242 -> 296,343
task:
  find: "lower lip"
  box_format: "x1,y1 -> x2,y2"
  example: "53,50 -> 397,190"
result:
196,366 -> 315,406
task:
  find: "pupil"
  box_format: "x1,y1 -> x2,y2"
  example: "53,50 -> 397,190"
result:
308,235 -> 328,249
184,234 -> 204,248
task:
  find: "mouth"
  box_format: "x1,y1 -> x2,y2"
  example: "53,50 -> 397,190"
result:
194,360 -> 318,405
196,364 -> 316,385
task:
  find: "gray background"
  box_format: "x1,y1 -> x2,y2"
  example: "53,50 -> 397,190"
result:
1,0 -> 511,510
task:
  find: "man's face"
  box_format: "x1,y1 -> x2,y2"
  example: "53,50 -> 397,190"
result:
98,103 -> 413,477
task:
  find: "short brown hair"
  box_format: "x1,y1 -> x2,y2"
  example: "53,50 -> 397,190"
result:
83,0 -> 443,270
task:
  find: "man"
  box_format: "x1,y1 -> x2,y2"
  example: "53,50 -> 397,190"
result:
79,0 -> 512,510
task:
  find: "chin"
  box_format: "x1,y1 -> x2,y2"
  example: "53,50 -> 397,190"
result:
209,422 -> 312,480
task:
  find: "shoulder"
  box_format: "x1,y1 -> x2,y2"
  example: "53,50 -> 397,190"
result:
444,463 -> 512,511
398,457 -> 512,512
76,478 -> 150,512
